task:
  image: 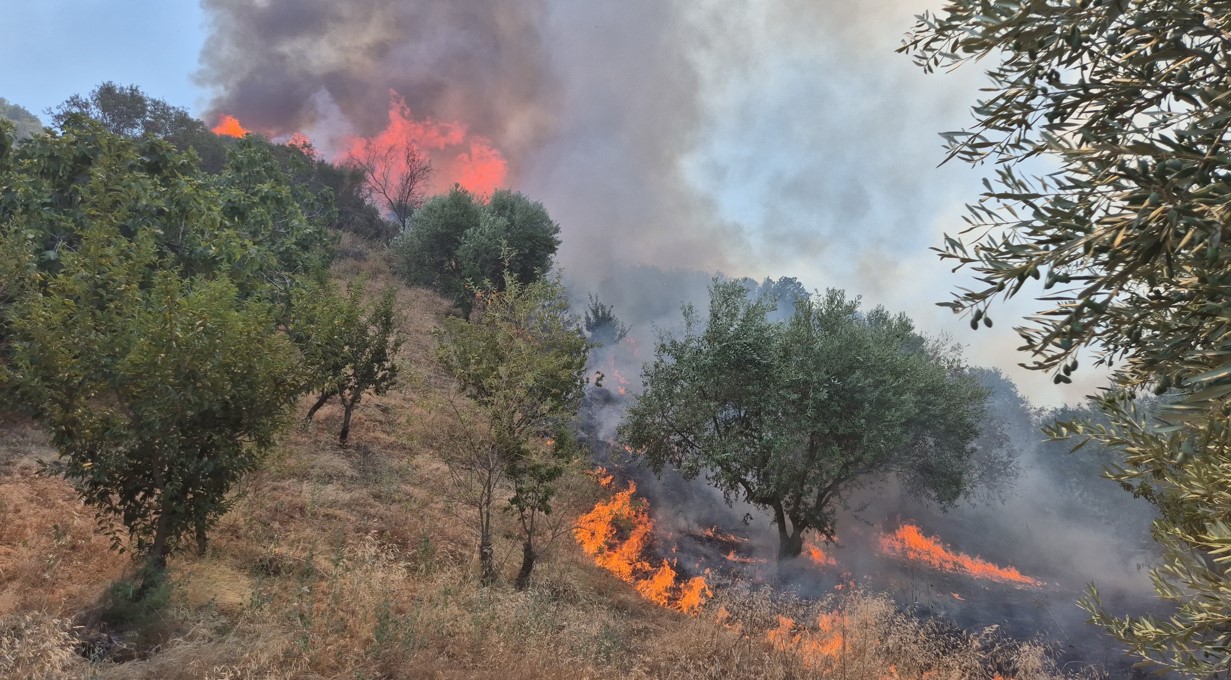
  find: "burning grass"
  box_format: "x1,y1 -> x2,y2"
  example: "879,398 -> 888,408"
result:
804,534 -> 838,568
573,479 -> 711,614
880,523 -> 1042,588
0,239 -> 1095,679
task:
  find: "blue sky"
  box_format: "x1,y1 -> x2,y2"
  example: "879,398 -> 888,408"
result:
2,2 -> 206,119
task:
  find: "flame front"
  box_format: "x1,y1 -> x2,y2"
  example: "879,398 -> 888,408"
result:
879,523 -> 1041,587
212,114 -> 249,138
346,93 -> 507,196
574,480 -> 710,614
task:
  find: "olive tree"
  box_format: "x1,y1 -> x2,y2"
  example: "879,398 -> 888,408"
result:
903,1 -> 1231,672
435,274 -> 590,587
392,188 -> 561,314
621,281 -> 990,560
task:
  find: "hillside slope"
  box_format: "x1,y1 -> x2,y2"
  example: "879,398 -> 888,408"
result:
1,237 -> 1078,680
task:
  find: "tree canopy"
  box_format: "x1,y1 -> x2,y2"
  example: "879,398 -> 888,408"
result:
0,98 -> 43,140
392,187 -> 561,313
0,117 -> 324,590
621,281 -> 992,559
903,0 -> 1231,672
51,81 -> 230,172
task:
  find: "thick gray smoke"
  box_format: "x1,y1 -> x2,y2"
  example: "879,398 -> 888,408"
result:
199,0 -> 558,161
198,0 -> 986,282
198,0 -> 1101,404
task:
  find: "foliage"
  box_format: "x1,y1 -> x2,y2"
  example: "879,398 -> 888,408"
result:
621,280 -> 991,559
392,187 -> 561,313
0,98 -> 43,140
456,190 -> 561,292
50,81 -> 229,171
10,265 -> 298,574
903,0 -> 1231,672
391,186 -> 481,300
435,274 -> 590,586
215,136 -> 337,301
0,117 -> 310,588
740,276 -> 810,322
584,294 -> 630,347
290,278 -> 403,444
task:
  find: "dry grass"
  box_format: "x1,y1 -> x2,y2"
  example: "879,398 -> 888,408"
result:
0,423 -> 128,618
0,239 -> 1098,679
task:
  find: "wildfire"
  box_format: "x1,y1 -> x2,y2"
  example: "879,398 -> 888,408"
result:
574,479 -> 711,614
700,526 -> 747,544
766,613 -> 845,667
587,466 -> 614,488
611,366 -> 630,396
212,114 -> 249,138
879,523 -> 1041,587
803,534 -> 837,567
724,550 -> 766,565
346,93 -> 507,196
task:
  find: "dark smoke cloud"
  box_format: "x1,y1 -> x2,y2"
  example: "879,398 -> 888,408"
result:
196,0 -> 977,279
198,0 -> 559,163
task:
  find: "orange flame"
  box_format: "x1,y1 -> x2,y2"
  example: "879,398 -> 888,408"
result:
611,366 -> 630,396
701,526 -> 747,543
766,613 -> 845,667
574,480 -> 710,614
587,466 -> 614,489
880,524 -> 1041,587
724,550 -> 766,565
804,534 -> 837,567
346,93 -> 507,196
212,114 -> 249,138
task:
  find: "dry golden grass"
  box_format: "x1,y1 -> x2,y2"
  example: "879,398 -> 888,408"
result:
0,239 -> 1096,679
0,423 -> 128,619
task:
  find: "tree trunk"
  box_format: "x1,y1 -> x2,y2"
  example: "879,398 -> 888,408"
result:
195,520 -> 208,557
136,510 -> 172,600
772,503 -> 804,560
339,397 -> 356,444
306,391 -> 332,420
515,538 -> 535,590
479,524 -> 496,586
779,528 -> 804,560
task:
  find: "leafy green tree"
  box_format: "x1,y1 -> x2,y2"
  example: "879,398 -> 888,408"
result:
215,136 -> 337,300
621,281 -> 990,559
0,117 -> 334,317
392,186 -> 481,300
392,187 -> 562,313
903,0 -> 1231,672
50,81 -> 229,171
456,190 -> 561,292
290,279 -> 403,444
9,259 -> 298,593
435,274 -> 590,587
0,98 -> 43,139
0,117 -> 312,594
